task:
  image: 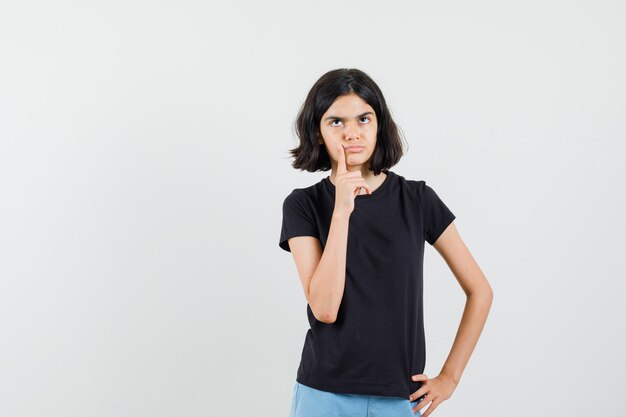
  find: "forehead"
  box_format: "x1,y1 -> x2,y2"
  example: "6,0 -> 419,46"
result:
324,93 -> 374,115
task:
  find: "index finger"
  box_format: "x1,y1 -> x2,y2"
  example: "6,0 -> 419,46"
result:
336,144 -> 348,174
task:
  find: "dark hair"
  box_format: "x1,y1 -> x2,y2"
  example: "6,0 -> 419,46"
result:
288,68 -> 406,175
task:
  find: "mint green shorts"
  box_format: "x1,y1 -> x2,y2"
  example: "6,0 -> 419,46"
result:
289,381 -> 423,417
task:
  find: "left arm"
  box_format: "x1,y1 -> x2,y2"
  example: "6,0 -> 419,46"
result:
410,221 -> 493,416
434,221 -> 493,385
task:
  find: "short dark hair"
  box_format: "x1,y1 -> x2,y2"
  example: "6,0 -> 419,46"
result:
288,68 -> 406,175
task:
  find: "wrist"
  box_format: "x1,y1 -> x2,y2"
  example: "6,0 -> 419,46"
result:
332,209 -> 351,220
439,369 -> 460,386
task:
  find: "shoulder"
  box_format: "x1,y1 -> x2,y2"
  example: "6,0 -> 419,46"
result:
389,170 -> 427,194
282,179 -> 325,214
283,181 -> 318,204
389,172 -> 446,210
282,189 -> 307,215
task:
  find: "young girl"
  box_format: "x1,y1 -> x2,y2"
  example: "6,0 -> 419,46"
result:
279,68 -> 493,417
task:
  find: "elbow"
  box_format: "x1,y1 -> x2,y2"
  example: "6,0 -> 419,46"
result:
468,279 -> 494,300
312,306 -> 337,324
481,285 -> 494,308
307,288 -> 339,324
487,284 -> 493,301
318,312 -> 337,324
481,286 -> 494,302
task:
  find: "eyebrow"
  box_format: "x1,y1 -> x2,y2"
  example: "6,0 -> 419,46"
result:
323,111 -> 375,122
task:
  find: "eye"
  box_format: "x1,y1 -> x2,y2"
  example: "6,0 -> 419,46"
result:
360,117 -> 370,123
330,119 -> 342,126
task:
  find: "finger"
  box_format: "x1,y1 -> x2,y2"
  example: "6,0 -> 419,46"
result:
418,398 -> 440,417
412,395 -> 430,415
412,374 -> 428,382
349,180 -> 372,196
336,144 -> 347,174
408,390 -> 427,402
411,401 -> 423,416
346,170 -> 363,177
353,187 -> 371,197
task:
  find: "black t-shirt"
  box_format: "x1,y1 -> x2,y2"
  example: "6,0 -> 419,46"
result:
278,169 -> 456,398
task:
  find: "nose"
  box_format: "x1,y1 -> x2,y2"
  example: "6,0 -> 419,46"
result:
344,121 -> 360,141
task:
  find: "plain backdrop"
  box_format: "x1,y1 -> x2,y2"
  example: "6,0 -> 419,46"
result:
1,1 -> 624,416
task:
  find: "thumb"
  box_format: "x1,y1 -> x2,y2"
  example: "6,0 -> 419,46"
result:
411,374 -> 428,381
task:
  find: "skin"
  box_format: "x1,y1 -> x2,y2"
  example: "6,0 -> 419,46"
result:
287,92 -> 494,416
317,92 -> 386,201
408,226 -> 493,416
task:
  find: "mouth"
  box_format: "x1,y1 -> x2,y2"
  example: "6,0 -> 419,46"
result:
345,146 -> 365,152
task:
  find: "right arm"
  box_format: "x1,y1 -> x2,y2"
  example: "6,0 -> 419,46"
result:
288,144 -> 372,324
288,209 -> 350,324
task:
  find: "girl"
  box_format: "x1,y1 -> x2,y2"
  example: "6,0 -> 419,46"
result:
279,68 -> 493,417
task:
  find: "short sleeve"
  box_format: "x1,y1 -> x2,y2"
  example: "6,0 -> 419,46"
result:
279,190 -> 319,252
419,182 -> 456,245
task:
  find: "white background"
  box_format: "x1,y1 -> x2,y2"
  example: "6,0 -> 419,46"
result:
1,1 -> 624,416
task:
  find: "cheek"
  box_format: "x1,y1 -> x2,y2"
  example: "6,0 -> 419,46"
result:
320,127 -> 334,138
321,132 -> 336,147
326,144 -> 339,159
